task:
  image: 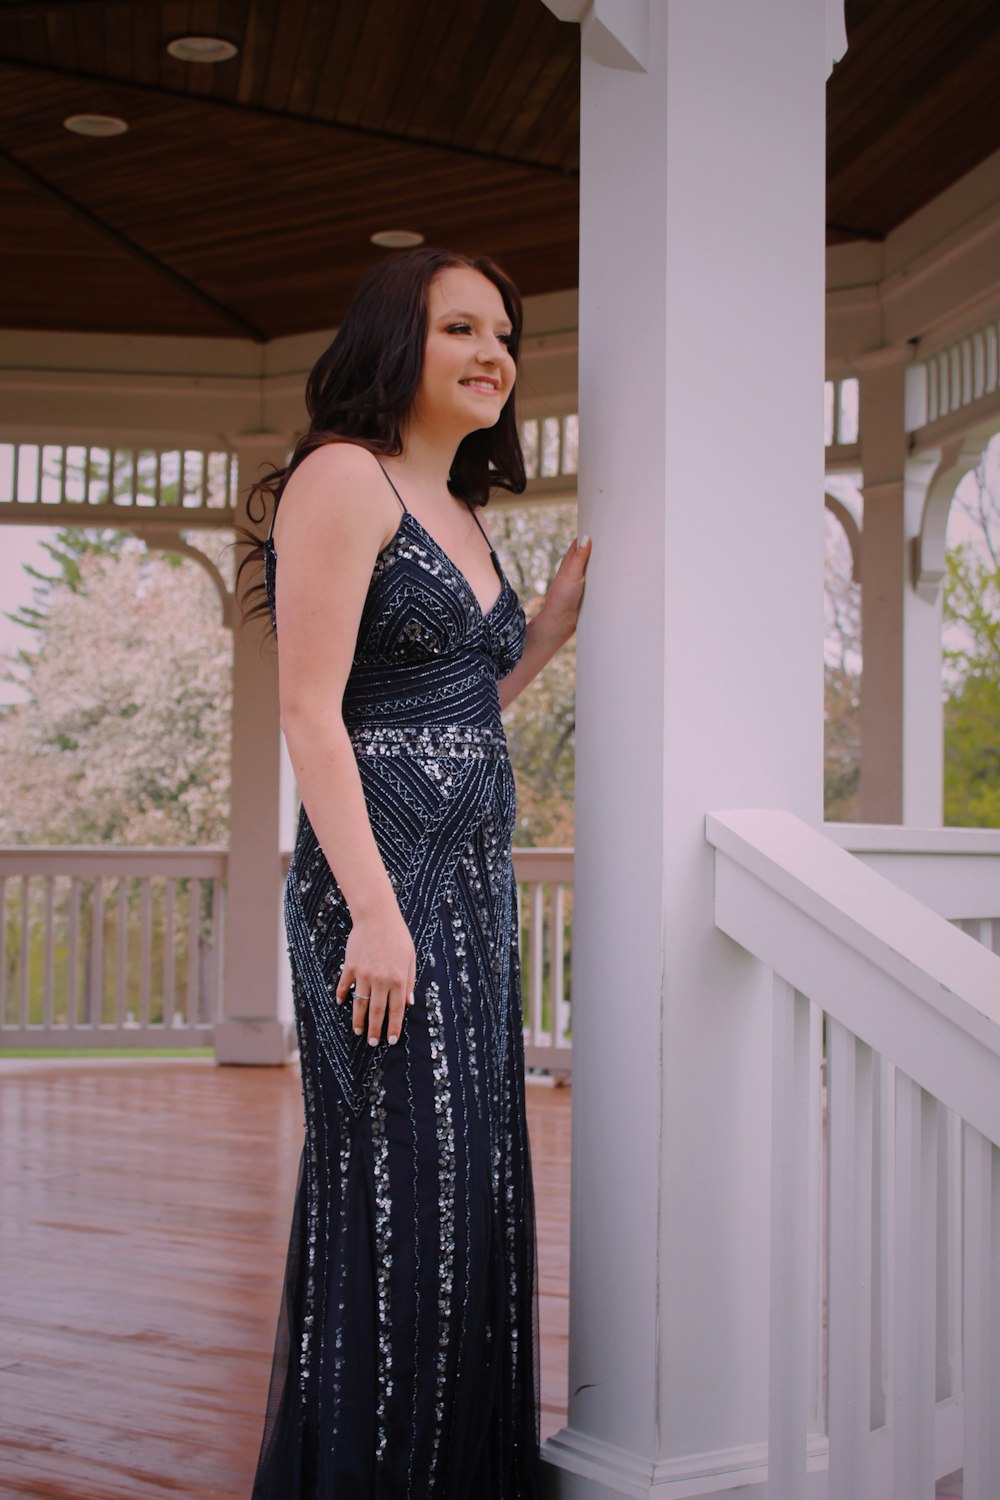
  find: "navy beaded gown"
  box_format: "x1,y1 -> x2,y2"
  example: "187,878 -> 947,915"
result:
252,458 -> 541,1500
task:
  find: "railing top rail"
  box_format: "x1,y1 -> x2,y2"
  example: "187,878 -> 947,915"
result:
827,822 -> 1000,857
707,809 -> 1000,1142
0,847 -> 228,878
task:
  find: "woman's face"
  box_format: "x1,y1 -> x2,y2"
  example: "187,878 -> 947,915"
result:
411,266 -> 517,439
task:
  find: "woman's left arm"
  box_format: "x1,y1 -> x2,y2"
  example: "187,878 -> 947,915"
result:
499,535 -> 592,710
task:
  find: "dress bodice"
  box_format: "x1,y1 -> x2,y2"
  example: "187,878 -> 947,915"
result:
263,507 -> 527,736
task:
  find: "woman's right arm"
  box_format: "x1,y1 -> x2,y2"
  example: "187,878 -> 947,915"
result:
271,444 -> 415,1049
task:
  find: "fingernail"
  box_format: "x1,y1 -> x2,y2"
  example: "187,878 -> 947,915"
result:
353,1025 -> 363,1036
368,1036 -> 378,1048
407,992 -> 415,1006
388,1034 -> 398,1045
580,533 -> 590,547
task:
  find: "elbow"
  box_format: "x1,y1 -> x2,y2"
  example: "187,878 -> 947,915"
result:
279,695 -> 346,752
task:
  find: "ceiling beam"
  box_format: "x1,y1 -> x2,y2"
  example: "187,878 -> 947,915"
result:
0,147 -> 268,342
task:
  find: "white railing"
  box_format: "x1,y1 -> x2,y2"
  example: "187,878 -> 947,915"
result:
514,847 -> 573,1076
707,810 -> 1000,1498
0,848 -> 226,1047
0,442 -> 237,526
906,317 -> 1000,433
3,834 -> 995,1077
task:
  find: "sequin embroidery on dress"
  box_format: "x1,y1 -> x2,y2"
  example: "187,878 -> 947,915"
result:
251,462 -> 541,1500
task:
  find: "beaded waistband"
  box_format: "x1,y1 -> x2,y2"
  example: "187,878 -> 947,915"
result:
348,722 -> 508,759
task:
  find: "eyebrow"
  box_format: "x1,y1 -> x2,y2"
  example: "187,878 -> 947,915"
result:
439,307 -> 513,331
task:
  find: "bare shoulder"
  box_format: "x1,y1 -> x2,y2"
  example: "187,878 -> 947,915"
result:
272,442 -> 400,554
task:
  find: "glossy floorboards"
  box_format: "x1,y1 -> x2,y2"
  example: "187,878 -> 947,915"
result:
0,1057 -> 963,1500
0,1057 -> 570,1500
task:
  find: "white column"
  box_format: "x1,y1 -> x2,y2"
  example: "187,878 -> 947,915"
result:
541,2 -> 828,1496
214,436 -> 297,1065
857,352 -> 944,825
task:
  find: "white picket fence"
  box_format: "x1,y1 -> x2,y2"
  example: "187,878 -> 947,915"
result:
708,812 -> 1000,1499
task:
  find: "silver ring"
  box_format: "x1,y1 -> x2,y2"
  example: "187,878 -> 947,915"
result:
352,991 -> 371,1002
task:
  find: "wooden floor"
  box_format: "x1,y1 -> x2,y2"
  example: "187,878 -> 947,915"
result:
0,1058 -> 571,1500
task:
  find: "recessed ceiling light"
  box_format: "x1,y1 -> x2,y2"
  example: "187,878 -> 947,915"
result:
166,35 -> 239,63
370,230 -> 426,249
63,114 -> 129,137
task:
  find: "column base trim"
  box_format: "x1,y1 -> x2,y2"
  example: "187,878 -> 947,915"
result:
213,1019 -> 297,1066
541,1428 -> 768,1500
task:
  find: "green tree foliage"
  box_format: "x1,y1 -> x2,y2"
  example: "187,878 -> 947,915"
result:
943,470 -> 1000,827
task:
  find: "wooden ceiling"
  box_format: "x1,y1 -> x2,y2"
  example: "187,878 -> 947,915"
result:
0,0 -> 998,339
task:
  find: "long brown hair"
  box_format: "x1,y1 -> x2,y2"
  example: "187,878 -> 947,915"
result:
236,247 -> 527,626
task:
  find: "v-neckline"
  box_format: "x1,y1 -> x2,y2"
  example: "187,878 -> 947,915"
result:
399,510 -> 507,621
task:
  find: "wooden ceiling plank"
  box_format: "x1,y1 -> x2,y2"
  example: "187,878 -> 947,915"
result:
408,0 -> 507,143
340,0 -> 424,130
43,1 -> 77,69
377,0 -> 461,135
257,0 -> 310,114
1,143 -> 268,339
519,57 -> 580,171
495,36 -> 578,163
828,0 -> 995,162
182,0 -> 233,99
234,0 -> 278,107
103,3 -> 134,83
459,7 -> 570,160
203,0 -> 248,103
284,0 -> 339,117
828,37 -> 1000,234
306,0 -> 371,124
450,3 -> 554,153
70,0 -> 104,74
828,20 -> 1000,194
129,0 -> 161,87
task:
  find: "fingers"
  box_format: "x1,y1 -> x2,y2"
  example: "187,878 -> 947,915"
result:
338,972 -> 414,1046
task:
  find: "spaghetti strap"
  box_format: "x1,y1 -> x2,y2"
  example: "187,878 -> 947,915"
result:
466,503 -> 496,553
374,458 -> 408,514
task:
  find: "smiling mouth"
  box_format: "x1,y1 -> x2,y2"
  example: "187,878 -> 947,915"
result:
460,380 -> 500,394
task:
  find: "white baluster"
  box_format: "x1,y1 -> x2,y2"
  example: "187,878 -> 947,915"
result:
89,877 -> 105,1027
187,878 -> 201,1028
892,1073 -> 938,1497
548,882 -> 565,1049
827,1019 -> 873,1500
139,879 -> 153,1026
116,878 -> 128,1027
767,976 -> 812,1495
163,878 -> 176,1027
42,875 -> 55,1029
67,876 -> 80,1027
962,1126 -> 1000,1499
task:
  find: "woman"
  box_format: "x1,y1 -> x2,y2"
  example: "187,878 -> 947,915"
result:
241,246 -> 590,1499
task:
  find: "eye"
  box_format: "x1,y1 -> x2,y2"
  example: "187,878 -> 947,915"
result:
445,322 -> 514,349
